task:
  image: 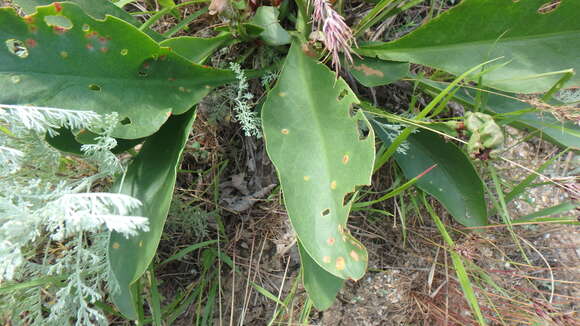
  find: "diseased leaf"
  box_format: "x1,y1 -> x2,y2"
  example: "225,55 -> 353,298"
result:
262,42 -> 375,280
108,110 -> 196,319
358,0 -> 580,93
299,241 -> 344,310
12,0 -> 164,40
348,57 -> 408,87
373,121 -> 488,227
0,3 -> 233,139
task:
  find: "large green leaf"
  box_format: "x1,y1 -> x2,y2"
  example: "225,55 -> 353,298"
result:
358,0 -> 580,93
419,79 -> 580,149
12,0 -> 164,41
299,241 -> 344,310
0,3 -> 233,139
108,110 -> 196,319
373,121 -> 488,227
262,42 -> 375,280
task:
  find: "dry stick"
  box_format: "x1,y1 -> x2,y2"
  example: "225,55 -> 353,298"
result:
238,236 -> 255,325
516,235 -> 555,303
229,250 -> 236,326
251,235 -> 269,306
218,226 -> 223,326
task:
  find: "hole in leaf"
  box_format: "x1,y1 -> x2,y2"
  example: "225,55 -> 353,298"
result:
356,119 -> 370,140
44,15 -> 73,30
538,0 -> 560,13
88,84 -> 101,91
321,208 -> 331,216
337,89 -> 349,101
5,39 -> 29,58
120,117 -> 131,125
342,192 -> 355,207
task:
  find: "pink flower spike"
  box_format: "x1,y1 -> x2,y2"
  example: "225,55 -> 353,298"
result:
311,0 -> 356,72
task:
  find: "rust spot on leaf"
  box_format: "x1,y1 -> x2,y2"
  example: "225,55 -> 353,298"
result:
323,256 -> 331,264
25,39 -> 36,48
100,47 -> 109,53
336,257 -> 346,270
342,154 -> 349,164
350,250 -> 359,261
327,237 -> 336,245
112,242 -> 120,249
53,2 -> 62,12
330,181 -> 337,189
352,64 -> 384,77
281,129 -> 289,135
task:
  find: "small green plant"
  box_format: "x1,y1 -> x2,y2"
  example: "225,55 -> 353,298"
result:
1,0 -> 579,324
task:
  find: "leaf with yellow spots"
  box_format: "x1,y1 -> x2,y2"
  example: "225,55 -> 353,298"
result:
0,3 -> 233,139
262,41 -> 375,290
108,109 -> 196,319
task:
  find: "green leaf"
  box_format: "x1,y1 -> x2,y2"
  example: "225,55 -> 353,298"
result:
12,0 -> 164,41
419,79 -> 580,149
348,57 -> 408,87
262,42 -> 375,280
160,34 -> 233,64
45,128 -> 142,155
250,6 -> 291,46
108,110 -> 196,319
373,121 -> 488,227
299,241 -> 344,310
0,3 -> 233,139
358,0 -> 580,93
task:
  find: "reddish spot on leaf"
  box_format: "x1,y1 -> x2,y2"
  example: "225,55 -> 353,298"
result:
54,2 -> 62,12
98,36 -> 107,43
352,64 -> 384,77
53,26 -> 67,34
159,55 -> 167,61
100,47 -> 109,53
24,16 -> 34,24
25,39 -> 37,48
86,43 -> 94,50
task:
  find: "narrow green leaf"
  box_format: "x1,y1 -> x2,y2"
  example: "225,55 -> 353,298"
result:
423,197 -> 486,326
373,122 -> 488,227
159,239 -> 218,266
108,110 -> 196,319
262,42 -> 375,280
299,241 -> 344,310
0,3 -> 233,139
418,79 -> 580,149
359,0 -> 580,93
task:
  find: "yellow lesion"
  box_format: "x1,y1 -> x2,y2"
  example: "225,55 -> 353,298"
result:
323,256 -> 331,264
336,257 -> 346,270
303,176 -> 310,181
281,129 -> 289,135
327,237 -> 336,245
112,242 -> 120,249
350,250 -> 359,261
342,154 -> 349,164
330,181 -> 337,189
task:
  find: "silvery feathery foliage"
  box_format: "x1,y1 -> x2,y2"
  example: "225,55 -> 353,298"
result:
311,0 -> 356,71
379,122 -> 410,155
0,104 -> 148,325
230,62 -> 263,138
